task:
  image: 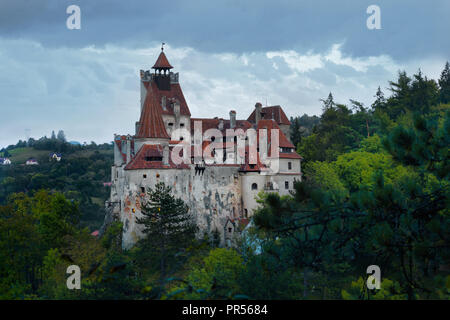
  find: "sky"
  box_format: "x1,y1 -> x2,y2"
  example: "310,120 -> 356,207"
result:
0,0 -> 449,148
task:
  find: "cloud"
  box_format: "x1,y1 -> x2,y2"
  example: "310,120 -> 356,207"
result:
0,38 -> 447,148
0,0 -> 449,61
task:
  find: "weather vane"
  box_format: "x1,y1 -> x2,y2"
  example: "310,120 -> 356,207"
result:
161,42 -> 165,51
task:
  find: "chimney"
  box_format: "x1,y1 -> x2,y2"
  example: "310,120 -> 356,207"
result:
161,96 -> 167,111
229,110 -> 236,129
218,118 -> 224,131
126,137 -> 131,164
174,100 -> 181,127
135,121 -> 140,135
255,102 -> 262,124
163,144 -> 169,165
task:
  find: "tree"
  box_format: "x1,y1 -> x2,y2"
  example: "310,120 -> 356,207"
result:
51,131 -> 56,140
438,61 -> 450,104
409,69 -> 439,114
290,116 -> 303,147
171,248 -> 245,299
371,86 -> 387,112
57,130 -> 66,142
321,92 -> 335,111
387,71 -> 412,118
136,182 -> 197,283
253,113 -> 449,299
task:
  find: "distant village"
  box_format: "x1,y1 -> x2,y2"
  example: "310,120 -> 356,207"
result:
0,152 -> 62,166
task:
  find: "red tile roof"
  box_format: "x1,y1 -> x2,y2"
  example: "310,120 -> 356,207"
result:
257,119 -> 295,149
247,105 -> 291,125
152,51 -> 173,69
279,152 -> 303,159
125,144 -> 189,170
144,81 -> 191,116
190,118 -> 252,135
136,84 -> 170,139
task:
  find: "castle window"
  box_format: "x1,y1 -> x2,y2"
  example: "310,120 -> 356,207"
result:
244,209 -> 248,218
141,187 -> 145,193
211,136 -> 215,142
180,137 -> 184,141
288,162 -> 292,170
228,227 -> 232,233
145,156 -> 163,161
180,123 -> 185,127
281,147 -> 293,153
251,183 -> 258,190
285,181 -> 289,189
168,122 -> 174,126
143,174 -> 147,178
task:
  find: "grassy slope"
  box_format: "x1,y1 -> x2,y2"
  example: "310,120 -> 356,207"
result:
2,147 -> 113,164
3,147 -> 51,164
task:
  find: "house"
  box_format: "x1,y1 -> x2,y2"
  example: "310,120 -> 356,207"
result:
106,48 -> 302,249
0,158 -> 11,165
49,152 -> 62,162
26,158 -> 39,165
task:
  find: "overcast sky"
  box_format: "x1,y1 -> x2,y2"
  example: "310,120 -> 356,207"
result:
0,0 -> 449,148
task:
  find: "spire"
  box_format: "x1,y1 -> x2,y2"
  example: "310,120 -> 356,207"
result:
137,84 -> 170,139
152,44 -> 173,70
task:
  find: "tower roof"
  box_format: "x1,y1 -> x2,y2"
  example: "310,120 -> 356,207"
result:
136,85 -> 170,139
247,105 -> 291,125
152,51 -> 173,70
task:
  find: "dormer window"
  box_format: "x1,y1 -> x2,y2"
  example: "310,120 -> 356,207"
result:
180,123 -> 185,127
145,156 -> 163,161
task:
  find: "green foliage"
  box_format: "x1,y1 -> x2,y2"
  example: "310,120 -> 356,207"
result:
0,140 -> 113,229
333,151 -> 411,192
173,248 -> 244,299
342,277 -> 407,300
304,161 -> 348,200
439,62 -> 450,103
135,182 -> 198,282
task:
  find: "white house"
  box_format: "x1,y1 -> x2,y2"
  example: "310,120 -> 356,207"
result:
26,158 -> 39,165
0,158 -> 11,165
49,152 -> 62,162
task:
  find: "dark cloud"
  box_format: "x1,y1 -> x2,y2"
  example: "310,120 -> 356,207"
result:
0,0 -> 448,60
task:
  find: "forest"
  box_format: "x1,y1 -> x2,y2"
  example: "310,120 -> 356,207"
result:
0,63 -> 449,300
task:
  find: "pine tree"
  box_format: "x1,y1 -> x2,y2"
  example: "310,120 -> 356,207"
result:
371,86 -> 387,111
136,182 -> 197,282
439,61 -> 450,103
51,130 -> 56,140
410,69 -> 439,113
56,130 -> 66,142
388,71 -> 412,118
290,117 -> 303,147
321,92 -> 335,111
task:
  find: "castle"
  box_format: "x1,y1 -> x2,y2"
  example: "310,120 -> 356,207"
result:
107,48 -> 302,248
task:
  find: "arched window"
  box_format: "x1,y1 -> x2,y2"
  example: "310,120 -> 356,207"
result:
251,183 -> 258,190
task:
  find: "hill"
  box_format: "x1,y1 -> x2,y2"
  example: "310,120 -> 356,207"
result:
0,139 -> 113,230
